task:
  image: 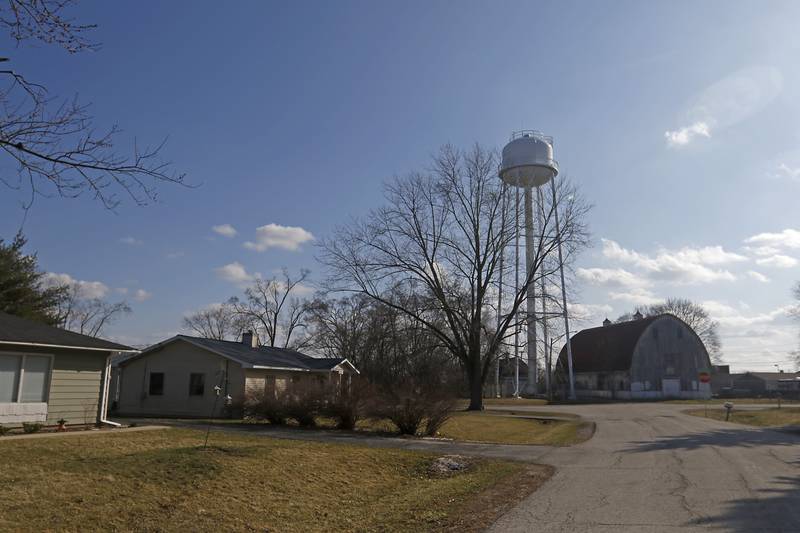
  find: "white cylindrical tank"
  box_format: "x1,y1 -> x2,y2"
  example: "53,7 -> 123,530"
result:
499,131 -> 558,188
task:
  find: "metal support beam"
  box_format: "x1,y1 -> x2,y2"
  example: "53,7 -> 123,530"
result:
550,176 -> 576,400
524,186 -> 537,395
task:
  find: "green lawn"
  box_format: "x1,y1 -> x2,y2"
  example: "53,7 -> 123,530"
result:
0,428 -> 552,532
685,407 -> 800,427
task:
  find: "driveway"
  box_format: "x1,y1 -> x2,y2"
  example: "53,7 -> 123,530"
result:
488,402 -> 800,532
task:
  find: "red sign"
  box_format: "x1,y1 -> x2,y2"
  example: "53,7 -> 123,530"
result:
699,372 -> 711,384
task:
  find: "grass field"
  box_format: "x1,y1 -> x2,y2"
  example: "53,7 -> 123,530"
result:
0,428 -> 552,532
438,412 -> 592,446
668,398 -> 799,405
481,398 -> 549,407
685,407 -> 800,427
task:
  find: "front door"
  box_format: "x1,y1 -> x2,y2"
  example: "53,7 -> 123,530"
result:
662,378 -> 681,397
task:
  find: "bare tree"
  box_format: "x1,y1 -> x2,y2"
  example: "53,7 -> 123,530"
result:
229,268 -> 312,349
616,297 -> 723,364
182,302 -> 245,341
0,1 -> 184,213
320,144 -> 590,410
56,284 -> 130,337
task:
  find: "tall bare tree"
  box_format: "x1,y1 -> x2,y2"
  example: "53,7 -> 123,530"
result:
182,302 -> 245,341
56,284 -> 130,337
0,1 -> 183,213
617,297 -> 723,363
229,268 -> 312,349
321,144 -> 590,410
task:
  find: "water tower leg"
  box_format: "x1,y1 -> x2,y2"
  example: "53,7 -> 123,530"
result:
537,187 -> 551,399
550,177 -> 576,400
513,186 -> 520,398
524,186 -> 538,396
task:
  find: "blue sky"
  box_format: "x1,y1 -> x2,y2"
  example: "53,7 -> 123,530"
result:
1,1 -> 798,370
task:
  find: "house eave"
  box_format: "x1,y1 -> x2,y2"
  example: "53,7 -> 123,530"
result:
0,340 -> 137,354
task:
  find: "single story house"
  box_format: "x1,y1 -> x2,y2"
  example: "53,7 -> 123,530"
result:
556,313 -> 712,400
0,311 -> 135,426
113,332 -> 358,418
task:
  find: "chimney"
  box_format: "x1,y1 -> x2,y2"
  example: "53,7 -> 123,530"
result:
603,318 -> 611,327
242,330 -> 257,348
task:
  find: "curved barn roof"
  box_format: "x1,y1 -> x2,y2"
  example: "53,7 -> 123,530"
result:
557,314 -> 665,373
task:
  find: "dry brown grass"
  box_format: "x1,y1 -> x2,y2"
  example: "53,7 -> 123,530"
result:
437,412 -> 592,446
685,407 -> 800,427
0,428 -> 550,532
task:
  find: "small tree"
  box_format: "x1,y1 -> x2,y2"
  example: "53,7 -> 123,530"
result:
182,302 -> 245,340
56,284 -> 130,337
0,234 -> 65,324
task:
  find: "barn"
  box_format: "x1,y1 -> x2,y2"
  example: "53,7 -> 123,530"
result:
556,312 -> 712,400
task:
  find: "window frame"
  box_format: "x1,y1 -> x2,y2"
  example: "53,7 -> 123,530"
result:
188,373 -> 205,397
149,372 -> 165,396
0,351 -> 54,404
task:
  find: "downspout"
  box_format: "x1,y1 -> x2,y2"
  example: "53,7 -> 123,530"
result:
99,352 -> 121,427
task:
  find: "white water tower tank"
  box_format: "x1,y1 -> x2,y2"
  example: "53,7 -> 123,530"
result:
499,130 -> 559,188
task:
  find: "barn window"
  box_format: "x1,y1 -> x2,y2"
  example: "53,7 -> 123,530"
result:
189,373 -> 205,396
149,372 -> 164,396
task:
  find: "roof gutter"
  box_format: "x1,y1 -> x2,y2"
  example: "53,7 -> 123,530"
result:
0,340 -> 138,353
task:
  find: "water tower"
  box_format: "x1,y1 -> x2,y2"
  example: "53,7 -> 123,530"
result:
498,130 -> 576,400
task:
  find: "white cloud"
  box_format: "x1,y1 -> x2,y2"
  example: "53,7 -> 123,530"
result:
215,262 -> 259,286
119,236 -> 143,246
608,288 -> 661,306
702,300 -> 793,328
745,229 -> 800,251
569,303 -> 614,325
666,66 -> 783,150
42,273 -> 110,299
212,224 -> 238,238
133,289 -> 152,302
776,163 -> 800,181
576,267 -> 647,289
755,254 -> 799,268
664,121 -> 711,147
746,270 -> 770,283
244,224 -> 315,252
601,239 -> 741,284
116,287 -> 129,295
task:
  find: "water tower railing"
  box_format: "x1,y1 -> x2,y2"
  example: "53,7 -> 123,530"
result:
510,130 -> 554,144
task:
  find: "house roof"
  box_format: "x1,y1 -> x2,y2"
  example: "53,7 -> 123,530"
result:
0,311 -> 134,352
121,334 -> 357,373
556,314 -> 663,372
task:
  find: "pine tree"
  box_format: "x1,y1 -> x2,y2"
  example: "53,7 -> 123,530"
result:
0,234 -> 64,324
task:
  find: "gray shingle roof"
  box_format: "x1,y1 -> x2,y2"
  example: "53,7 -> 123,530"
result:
126,334 -> 347,371
0,311 -> 133,352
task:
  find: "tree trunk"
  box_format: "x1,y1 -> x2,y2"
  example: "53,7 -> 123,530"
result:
467,351 -> 484,411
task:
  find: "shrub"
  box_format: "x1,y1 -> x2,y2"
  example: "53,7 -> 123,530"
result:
371,390 -> 428,435
323,379 -> 371,430
22,422 -> 43,434
243,389 -> 289,425
422,397 -> 458,437
283,393 -> 322,427
0,425 -> 10,436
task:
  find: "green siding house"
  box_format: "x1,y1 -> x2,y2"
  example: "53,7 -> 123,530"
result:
0,311 -> 136,426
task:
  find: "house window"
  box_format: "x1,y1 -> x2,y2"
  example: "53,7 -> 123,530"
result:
149,372 -> 164,396
0,354 -> 51,403
189,373 -> 205,396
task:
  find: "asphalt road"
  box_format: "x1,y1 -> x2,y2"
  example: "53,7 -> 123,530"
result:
488,403 -> 800,533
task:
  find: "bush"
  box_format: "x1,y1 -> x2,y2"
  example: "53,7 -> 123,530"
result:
323,379 -> 371,430
283,393 -> 322,427
0,425 -> 10,436
22,422 -> 42,434
370,386 -> 457,436
422,397 -> 458,437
